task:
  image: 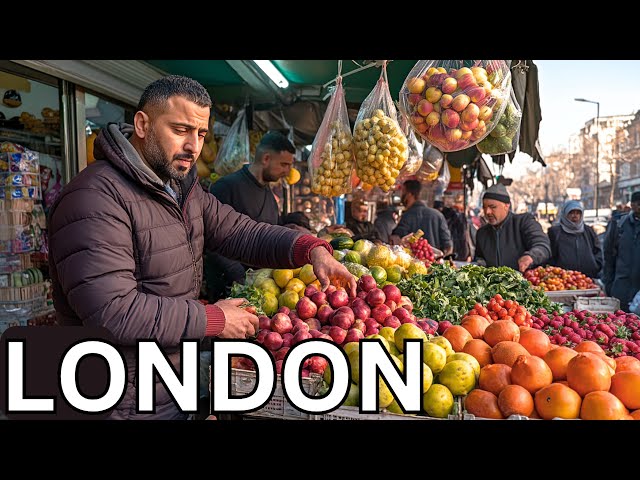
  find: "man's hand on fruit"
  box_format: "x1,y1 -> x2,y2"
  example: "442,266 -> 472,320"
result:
215,298 -> 259,339
518,255 -> 534,273
310,246 -> 357,297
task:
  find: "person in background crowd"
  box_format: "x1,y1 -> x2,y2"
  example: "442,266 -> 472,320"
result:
474,183 -> 551,272
346,199 -> 380,242
547,200 -> 603,279
390,180 -> 453,256
434,200 -> 471,261
603,191 -> 640,312
206,131 -> 296,301
47,75 -> 356,420
281,211 -> 313,235
374,205 -> 399,244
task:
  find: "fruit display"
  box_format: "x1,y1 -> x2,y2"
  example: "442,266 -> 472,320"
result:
531,308 -> 640,358
438,310 -> 640,419
399,60 -> 511,152
353,109 -> 408,192
309,77 -> 354,198
396,264 -> 559,323
466,294 -> 533,327
524,266 -> 597,291
476,89 -> 522,155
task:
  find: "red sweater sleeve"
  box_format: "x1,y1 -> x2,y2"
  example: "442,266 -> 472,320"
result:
205,304 -> 226,337
292,234 -> 333,266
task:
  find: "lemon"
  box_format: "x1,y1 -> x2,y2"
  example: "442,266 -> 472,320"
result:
285,278 -> 306,295
278,290 -> 299,310
272,269 -> 294,288
348,350 -> 360,384
437,360 -> 476,396
343,383 -> 359,406
379,327 -> 396,345
323,366 -> 332,384
343,342 -> 360,357
422,363 -> 434,393
422,384 -> 454,418
310,279 -> 322,290
447,352 -> 481,379
262,292 -> 279,316
255,278 -> 281,297
388,343 -> 401,357
298,264 -> 317,285
394,323 -> 427,353
379,377 -> 394,408
422,342 -> 447,375
286,166 -> 301,185
292,267 -> 302,277
430,336 -> 454,358
385,265 -> 404,284
385,398 -> 404,414
365,334 -> 390,353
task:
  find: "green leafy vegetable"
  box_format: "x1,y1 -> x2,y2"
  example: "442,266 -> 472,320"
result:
229,282 -> 266,316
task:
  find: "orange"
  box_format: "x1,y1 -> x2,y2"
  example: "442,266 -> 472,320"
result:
609,371 -> 640,410
511,355 -> 553,394
462,339 -> 493,367
478,363 -> 512,396
442,325 -> 473,353
544,346 -> 578,381
464,389 -> 504,419
534,383 -> 582,419
518,328 -> 551,358
615,356 -> 640,374
580,391 -> 629,420
566,353 -> 612,397
498,384 -> 534,417
491,341 -> 530,367
460,315 -> 491,339
573,340 -> 605,355
483,320 -> 521,347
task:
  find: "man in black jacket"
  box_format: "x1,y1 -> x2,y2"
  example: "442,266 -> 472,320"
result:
206,131 -> 296,301
346,199 -> 380,242
474,183 -> 551,272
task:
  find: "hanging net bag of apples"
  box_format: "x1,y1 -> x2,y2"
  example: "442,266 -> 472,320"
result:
398,60 -> 512,153
309,63 -> 355,198
476,85 -> 523,155
353,61 -> 409,193
395,106 -> 424,181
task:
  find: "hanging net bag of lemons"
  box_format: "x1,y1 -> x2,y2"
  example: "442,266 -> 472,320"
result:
309,65 -> 355,198
353,61 -> 409,193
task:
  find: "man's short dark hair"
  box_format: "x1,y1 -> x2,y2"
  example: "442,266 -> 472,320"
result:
403,179 -> 422,198
255,130 -> 295,162
138,75 -> 212,112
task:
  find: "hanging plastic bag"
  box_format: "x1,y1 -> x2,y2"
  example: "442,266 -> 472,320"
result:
415,143 -> 443,183
309,76 -> 354,197
477,86 -> 522,155
398,60 -> 511,153
433,159 -> 451,198
213,108 -> 250,176
397,109 -> 423,178
353,62 -> 409,193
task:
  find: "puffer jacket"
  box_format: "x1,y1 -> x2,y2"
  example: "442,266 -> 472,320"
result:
48,124 -> 325,419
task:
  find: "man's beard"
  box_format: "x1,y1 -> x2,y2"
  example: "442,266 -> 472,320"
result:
262,167 -> 279,183
142,127 -> 194,182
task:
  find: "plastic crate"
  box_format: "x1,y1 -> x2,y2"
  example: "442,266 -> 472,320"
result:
574,296 -> 620,313
319,397 -> 464,420
212,368 -> 323,420
545,288 -> 601,307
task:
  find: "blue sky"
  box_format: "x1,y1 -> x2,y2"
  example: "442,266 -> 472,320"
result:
536,60 -> 640,153
501,60 -> 640,178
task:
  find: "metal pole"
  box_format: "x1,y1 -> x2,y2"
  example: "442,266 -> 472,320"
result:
595,102 -> 600,218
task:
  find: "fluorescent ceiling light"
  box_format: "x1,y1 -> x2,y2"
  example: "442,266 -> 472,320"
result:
305,144 -> 313,151
253,60 -> 289,89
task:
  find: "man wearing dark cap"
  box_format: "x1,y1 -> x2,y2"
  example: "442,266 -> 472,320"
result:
603,191 -> 640,312
474,183 -> 551,272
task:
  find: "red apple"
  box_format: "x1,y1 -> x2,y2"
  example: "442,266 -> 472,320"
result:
457,73 -> 477,90
319,334 -> 333,341
411,113 -> 425,125
478,105 -> 493,121
439,94 -> 453,109
320,325 -> 331,335
353,319 -> 366,333
307,356 -> 329,374
381,284 -> 401,305
305,318 -> 322,331
325,285 -> 337,295
316,304 -> 334,325
292,321 -> 310,334
291,330 -> 313,346
408,93 -> 423,106
263,331 -> 283,351
437,320 -> 453,335
461,103 -> 480,124
328,289 -> 349,309
425,111 -> 440,127
365,326 -> 380,336
329,326 -> 347,344
407,77 -> 426,94
296,296 -> 318,320
275,360 -> 284,374
466,86 -> 486,103
258,315 -> 271,331
310,291 -> 327,308
309,329 -> 323,338
357,275 -> 377,292
384,300 -> 397,312
275,347 -> 290,362
455,67 -> 473,79
277,306 -> 291,315
256,330 -> 270,343
352,302 -> 371,321
270,313 -> 293,335
331,313 -> 353,330
460,119 -> 479,132
344,328 -> 365,344
304,285 -> 319,298
393,307 -> 411,323
357,291 -> 369,300
451,94 -> 471,112
383,316 -> 402,329
427,73 -> 446,87
334,306 -> 355,323
366,288 -> 386,307
415,123 -> 428,134
445,128 -> 463,142
281,333 -> 293,348
364,318 -> 381,330
372,305 -> 393,323
425,87 -> 442,103
398,296 -> 413,313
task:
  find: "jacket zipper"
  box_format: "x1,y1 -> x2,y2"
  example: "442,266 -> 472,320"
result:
181,181 -> 199,295
495,228 -> 501,267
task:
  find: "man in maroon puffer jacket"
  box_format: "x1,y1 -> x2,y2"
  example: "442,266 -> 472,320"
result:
48,75 -> 356,420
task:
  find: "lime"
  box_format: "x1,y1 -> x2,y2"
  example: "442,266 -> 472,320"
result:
262,292 -> 279,316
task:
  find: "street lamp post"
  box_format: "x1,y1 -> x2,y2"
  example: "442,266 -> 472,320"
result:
575,98 -> 600,217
